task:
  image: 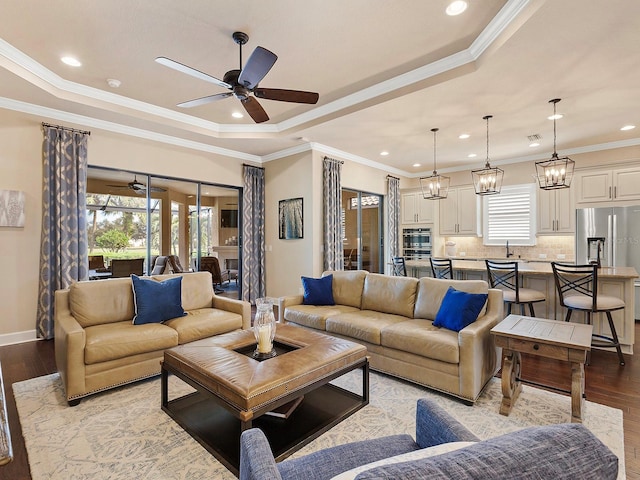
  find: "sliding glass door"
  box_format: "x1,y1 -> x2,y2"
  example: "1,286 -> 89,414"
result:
342,189 -> 383,273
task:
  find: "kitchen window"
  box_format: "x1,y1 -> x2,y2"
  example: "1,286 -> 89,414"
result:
482,184 -> 536,246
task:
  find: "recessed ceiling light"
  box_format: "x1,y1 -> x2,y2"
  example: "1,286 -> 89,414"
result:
232,112 -> 244,119
467,153 -> 477,158
548,113 -> 563,120
459,133 -> 470,139
446,1 -> 468,16
529,142 -> 540,147
621,125 -> 636,131
61,56 -> 82,67
413,163 -> 421,167
380,151 -> 389,156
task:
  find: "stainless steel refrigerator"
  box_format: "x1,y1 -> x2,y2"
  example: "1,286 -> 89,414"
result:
575,206 -> 640,320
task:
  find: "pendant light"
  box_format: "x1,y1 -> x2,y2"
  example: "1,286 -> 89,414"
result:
471,115 -> 503,195
535,98 -> 575,189
420,128 -> 450,200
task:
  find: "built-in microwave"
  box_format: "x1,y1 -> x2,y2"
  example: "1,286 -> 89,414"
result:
402,227 -> 432,259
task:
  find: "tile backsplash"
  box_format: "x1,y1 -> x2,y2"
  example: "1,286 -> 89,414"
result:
441,236 -> 575,261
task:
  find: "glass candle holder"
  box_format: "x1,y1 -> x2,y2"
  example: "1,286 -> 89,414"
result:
254,297 -> 276,356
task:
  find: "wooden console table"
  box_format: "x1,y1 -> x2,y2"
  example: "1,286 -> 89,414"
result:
491,314 -> 593,423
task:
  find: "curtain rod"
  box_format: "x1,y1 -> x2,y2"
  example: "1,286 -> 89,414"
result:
387,175 -> 400,180
243,163 -> 265,170
323,156 -> 344,164
42,122 -> 91,135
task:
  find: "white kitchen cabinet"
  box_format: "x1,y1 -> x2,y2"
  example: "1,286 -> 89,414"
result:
401,191 -> 434,224
575,166 -> 640,204
439,186 -> 480,236
537,187 -> 574,234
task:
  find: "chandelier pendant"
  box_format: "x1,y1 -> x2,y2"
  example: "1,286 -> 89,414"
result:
420,128 -> 450,200
535,99 -> 575,190
472,115 -> 503,195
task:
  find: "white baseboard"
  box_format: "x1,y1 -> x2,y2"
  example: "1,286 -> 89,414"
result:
0,330 -> 39,346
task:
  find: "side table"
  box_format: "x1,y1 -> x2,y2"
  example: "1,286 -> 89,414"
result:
0,362 -> 12,465
490,314 -> 593,423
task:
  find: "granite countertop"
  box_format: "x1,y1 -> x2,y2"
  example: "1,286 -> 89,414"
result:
405,259 -> 639,279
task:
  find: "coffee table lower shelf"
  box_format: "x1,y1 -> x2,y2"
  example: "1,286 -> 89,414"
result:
161,363 -> 369,476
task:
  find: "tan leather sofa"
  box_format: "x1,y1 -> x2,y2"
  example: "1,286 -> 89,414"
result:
279,270 -> 503,403
54,271 -> 251,405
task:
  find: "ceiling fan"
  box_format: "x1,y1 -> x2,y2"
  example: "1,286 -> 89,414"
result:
106,176 -> 166,195
155,31 -> 319,123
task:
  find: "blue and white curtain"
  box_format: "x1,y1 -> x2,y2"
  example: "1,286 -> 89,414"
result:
37,124 -> 90,339
323,157 -> 343,271
242,164 -> 266,303
387,176 -> 401,267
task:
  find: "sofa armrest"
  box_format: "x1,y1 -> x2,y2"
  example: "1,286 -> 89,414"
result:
239,429 -> 283,480
277,295 -> 304,322
212,296 -> 252,330
54,289 -> 87,402
457,288 -> 503,401
415,398 -> 479,448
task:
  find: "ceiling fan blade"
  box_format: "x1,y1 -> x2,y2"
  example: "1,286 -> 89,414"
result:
148,186 -> 166,193
106,184 -> 129,189
241,97 -> 270,123
238,46 -> 277,89
177,92 -> 233,108
254,88 -> 319,104
155,56 -> 232,89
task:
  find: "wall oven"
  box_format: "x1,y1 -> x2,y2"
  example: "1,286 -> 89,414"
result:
402,227 -> 432,259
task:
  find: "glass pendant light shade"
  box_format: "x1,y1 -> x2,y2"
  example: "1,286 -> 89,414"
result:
536,99 -> 575,190
472,115 -> 503,195
420,128 -> 450,200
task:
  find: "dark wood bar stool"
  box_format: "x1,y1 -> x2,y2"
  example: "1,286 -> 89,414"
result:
391,256 -> 407,276
430,257 -> 453,279
551,262 -> 625,366
485,260 -> 546,316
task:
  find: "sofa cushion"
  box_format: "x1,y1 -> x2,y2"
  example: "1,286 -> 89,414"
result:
414,277 -> 489,320
69,278 -> 136,327
326,311 -> 408,345
164,308 -> 243,344
433,287 -> 488,332
157,272 -> 214,311
331,441 -> 476,480
284,305 -> 361,331
132,274 -> 186,325
323,270 -> 367,308
84,320 -> 178,364
360,274 -> 418,318
302,275 -> 335,305
381,319 -> 460,364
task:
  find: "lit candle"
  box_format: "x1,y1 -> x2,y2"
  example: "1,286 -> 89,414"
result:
257,324 -> 272,353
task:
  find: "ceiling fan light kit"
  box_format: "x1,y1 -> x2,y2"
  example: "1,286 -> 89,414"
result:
420,128 -> 450,200
155,31 -> 319,123
535,98 -> 575,190
472,115 -> 503,195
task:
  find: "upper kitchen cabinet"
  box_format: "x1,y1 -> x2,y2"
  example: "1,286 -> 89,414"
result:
401,190 -> 434,224
439,186 -> 480,236
575,166 -> 640,205
537,187 -> 574,234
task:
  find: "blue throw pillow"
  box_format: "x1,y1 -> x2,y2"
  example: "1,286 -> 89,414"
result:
131,274 -> 186,325
301,274 -> 335,306
433,286 -> 488,332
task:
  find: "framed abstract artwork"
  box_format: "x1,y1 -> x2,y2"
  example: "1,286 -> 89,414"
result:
279,197 -> 303,239
0,190 -> 25,227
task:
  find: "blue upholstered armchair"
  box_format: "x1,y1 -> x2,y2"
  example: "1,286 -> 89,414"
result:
239,398 -> 618,480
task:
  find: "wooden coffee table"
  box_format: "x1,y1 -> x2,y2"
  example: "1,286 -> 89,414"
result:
161,324 -> 369,475
491,314 -> 592,423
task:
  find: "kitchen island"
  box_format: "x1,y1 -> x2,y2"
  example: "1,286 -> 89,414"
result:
407,259 -> 638,355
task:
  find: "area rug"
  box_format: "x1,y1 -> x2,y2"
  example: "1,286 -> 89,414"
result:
13,371 -> 625,480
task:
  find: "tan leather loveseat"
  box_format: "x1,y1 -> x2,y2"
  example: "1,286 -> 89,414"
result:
279,270 -> 503,403
54,272 -> 251,405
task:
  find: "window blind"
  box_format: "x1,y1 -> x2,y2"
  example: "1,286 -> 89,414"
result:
483,184 -> 536,246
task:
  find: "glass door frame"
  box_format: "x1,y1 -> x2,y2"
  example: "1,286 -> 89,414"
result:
342,188 -> 384,273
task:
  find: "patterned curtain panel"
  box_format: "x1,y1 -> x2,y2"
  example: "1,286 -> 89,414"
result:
323,157 -> 344,271
37,125 -> 90,339
242,165 -> 266,303
387,176 -> 401,266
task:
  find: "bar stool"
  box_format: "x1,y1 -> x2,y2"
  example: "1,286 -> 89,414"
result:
391,256 -> 407,276
430,258 -> 454,279
485,260 -> 546,316
551,262 -> 625,366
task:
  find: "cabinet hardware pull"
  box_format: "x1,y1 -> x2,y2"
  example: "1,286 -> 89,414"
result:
614,186 -> 617,198
609,186 -> 612,199
533,344 -> 540,351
